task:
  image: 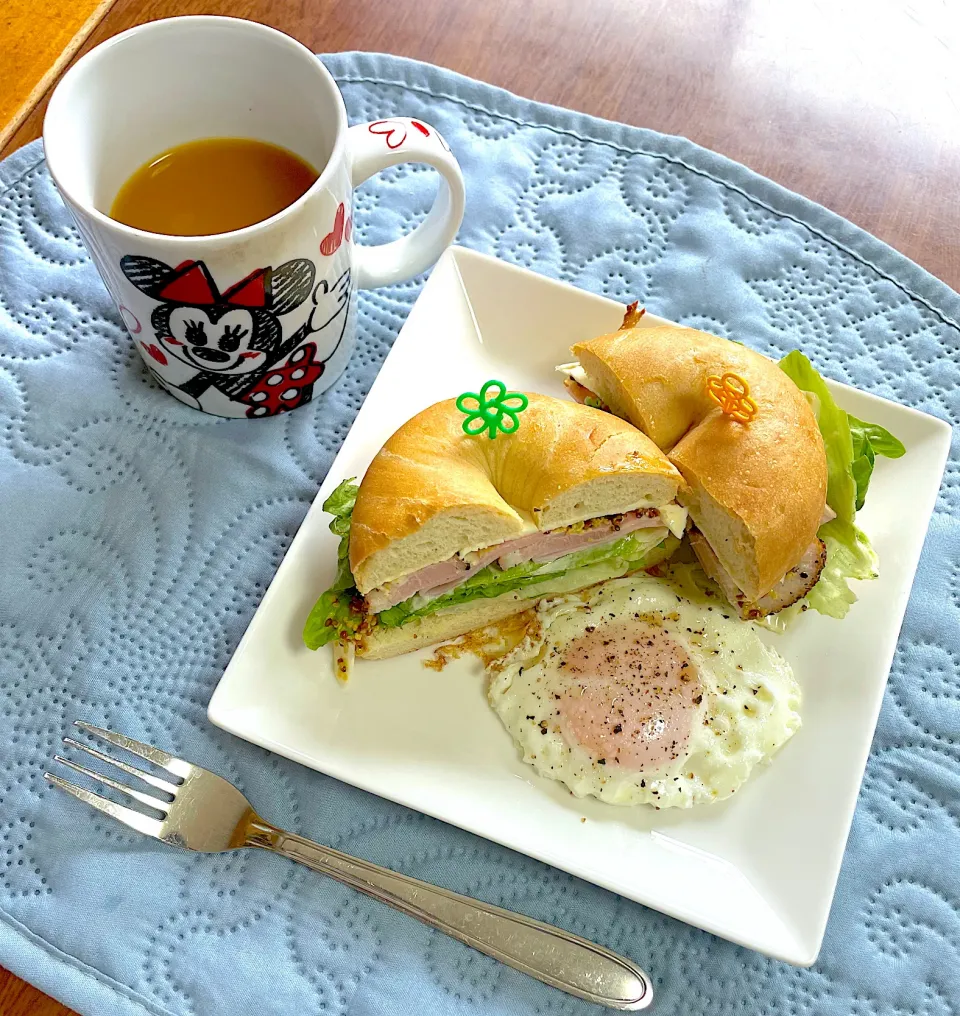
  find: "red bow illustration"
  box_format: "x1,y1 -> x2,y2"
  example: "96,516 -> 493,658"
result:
157,261 -> 268,308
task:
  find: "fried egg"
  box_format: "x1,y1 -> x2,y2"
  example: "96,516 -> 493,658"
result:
487,573 -> 800,808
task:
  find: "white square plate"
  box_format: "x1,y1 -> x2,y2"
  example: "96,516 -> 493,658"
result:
208,246 -> 951,965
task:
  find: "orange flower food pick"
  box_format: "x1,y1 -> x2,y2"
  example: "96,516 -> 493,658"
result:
705,372 -> 758,424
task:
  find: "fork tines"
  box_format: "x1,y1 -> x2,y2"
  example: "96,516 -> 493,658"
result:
69,720 -> 186,775
44,720 -> 184,838
43,771 -> 165,837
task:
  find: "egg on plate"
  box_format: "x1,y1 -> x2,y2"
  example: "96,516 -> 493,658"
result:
487,572 -> 801,808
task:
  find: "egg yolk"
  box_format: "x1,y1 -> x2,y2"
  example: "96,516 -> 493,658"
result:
556,622 -> 702,771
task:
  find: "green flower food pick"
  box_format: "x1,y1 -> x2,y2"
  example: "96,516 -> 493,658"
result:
456,380 -> 529,440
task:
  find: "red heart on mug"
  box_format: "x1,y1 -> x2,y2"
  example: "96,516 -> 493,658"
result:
411,120 -> 430,137
320,203 -> 346,256
141,342 -> 167,366
345,215 -> 352,242
368,119 -> 408,150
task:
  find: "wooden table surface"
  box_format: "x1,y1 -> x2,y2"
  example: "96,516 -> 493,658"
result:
1,0 -> 958,1012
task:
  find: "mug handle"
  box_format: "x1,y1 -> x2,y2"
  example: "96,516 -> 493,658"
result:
348,118 -> 465,289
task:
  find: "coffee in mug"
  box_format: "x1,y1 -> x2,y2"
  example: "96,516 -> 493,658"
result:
110,137 -> 320,236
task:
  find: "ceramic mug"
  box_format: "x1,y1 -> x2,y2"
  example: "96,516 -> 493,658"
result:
43,16 -> 465,419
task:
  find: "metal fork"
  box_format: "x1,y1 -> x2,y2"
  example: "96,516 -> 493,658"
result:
46,721 -> 652,1010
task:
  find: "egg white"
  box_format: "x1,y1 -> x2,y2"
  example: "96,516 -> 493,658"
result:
487,573 -> 801,808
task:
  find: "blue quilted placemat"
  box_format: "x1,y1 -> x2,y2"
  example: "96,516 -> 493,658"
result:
2,52 -> 959,1016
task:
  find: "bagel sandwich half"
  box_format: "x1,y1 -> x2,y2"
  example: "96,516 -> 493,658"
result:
303,393 -> 688,672
559,307 -> 905,621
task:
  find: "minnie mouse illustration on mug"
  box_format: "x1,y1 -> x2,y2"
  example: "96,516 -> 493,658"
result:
120,254 -> 352,418
45,19 -> 465,420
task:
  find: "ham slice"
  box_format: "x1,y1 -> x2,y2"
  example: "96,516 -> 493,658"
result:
689,528 -> 827,619
563,376 -> 610,412
494,509 -> 663,569
364,558 -> 472,614
364,509 -> 667,614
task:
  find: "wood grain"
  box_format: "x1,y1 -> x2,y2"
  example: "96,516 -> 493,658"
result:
0,1 -> 957,1013
0,966 -> 73,1016
0,0 -> 118,149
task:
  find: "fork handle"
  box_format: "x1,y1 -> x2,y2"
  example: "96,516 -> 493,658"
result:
247,820 -> 651,1011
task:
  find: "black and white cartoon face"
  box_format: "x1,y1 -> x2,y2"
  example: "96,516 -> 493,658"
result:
119,253 -> 353,417
164,306 -> 263,374
119,255 -> 315,378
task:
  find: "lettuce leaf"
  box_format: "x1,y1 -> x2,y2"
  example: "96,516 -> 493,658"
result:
848,414 -> 906,511
779,352 -> 900,618
302,479 -> 365,650
803,518 -> 878,619
378,528 -> 675,628
780,351 -> 858,524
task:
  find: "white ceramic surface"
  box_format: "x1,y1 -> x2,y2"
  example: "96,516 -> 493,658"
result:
43,16 -> 464,418
208,246 -> 951,965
